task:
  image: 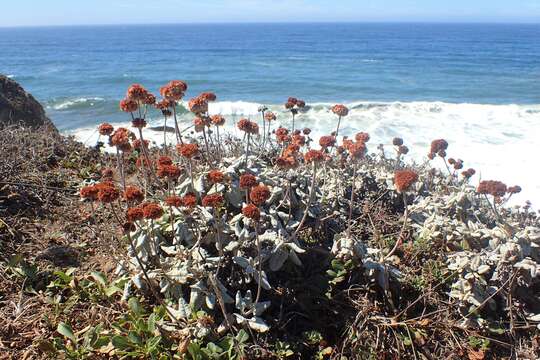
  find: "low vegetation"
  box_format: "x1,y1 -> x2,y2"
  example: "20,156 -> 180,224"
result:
1,81 -> 538,359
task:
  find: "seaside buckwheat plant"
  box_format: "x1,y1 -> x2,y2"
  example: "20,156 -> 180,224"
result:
75,80 -> 539,359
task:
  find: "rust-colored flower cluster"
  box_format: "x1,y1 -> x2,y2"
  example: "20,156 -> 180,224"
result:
331,104 -> 349,117
127,207 -> 144,222
239,174 -> 257,189
461,168 -> 476,178
160,80 -> 188,101
120,98 -> 138,113
157,164 -> 182,179
429,139 -> 448,159
448,158 -> 463,170
264,112 -> 276,121
355,132 -> 370,143
182,193 -> 198,208
202,193 -> 224,208
177,143 -> 199,158
250,184 -> 271,206
304,149 -> 325,164
477,180 -> 507,198
188,95 -> 209,114
80,185 -> 99,200
194,116 -> 211,132
319,135 -> 336,148
394,169 -> 419,193
200,92 -> 217,102
96,182 -> 120,203
110,127 -> 135,151
133,139 -> 149,150
275,127 -> 290,143
210,115 -> 225,126
237,118 -> 259,134
285,97 -> 306,111
98,123 -> 114,136
165,195 -> 183,207
141,202 -> 164,219
207,170 -> 225,184
127,84 -> 148,101
242,204 -> 260,221
124,186 -> 144,203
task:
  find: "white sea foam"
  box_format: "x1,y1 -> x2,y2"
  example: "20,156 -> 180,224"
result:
7,74 -> 15,78
67,100 -> 540,206
49,97 -> 105,110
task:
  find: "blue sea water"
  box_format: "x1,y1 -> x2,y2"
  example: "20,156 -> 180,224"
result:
1,23 -> 540,203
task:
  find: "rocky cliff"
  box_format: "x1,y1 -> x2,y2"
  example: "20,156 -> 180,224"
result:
0,75 -> 57,130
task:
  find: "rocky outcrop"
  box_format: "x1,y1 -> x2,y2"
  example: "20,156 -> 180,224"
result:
0,75 -> 57,131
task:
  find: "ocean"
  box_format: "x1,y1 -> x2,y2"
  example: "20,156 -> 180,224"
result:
1,23 -> 539,204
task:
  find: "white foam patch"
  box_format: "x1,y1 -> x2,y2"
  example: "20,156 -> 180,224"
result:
48,97 -> 105,110
66,101 -> 540,207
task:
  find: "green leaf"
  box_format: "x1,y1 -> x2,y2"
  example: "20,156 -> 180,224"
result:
90,271 -> 107,286
105,285 -> 122,297
147,313 -> 156,333
112,335 -> 131,350
236,329 -> 249,344
128,297 -> 144,316
57,322 -> 76,343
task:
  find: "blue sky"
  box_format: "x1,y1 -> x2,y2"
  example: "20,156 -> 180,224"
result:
3,0 -> 540,27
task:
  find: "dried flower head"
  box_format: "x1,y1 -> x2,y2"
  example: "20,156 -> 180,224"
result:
127,207 -> 144,222
156,99 -> 173,110
120,98 -> 138,113
250,184 -> 271,206
188,96 -> 209,114
210,115 -> 226,126
194,116 -> 211,132
110,128 -> 134,148
296,99 -> 306,108
508,185 -> 522,194
177,143 -> 199,158
461,168 -> 476,178
80,185 -> 98,200
126,84 -> 148,101
303,128 -> 311,135
398,145 -> 409,155
355,132 -> 370,143
181,193 -> 198,208
477,180 -> 507,197
142,202 -> 163,220
133,139 -> 149,150
157,164 -> 182,179
207,170 -> 225,184
96,182 -> 120,203
283,143 -> 300,157
348,141 -> 366,159
237,118 -> 259,134
239,174 -> 257,189
122,222 -> 136,233
143,93 -> 156,105
242,204 -> 261,221
165,195 -> 183,207
124,186 -> 144,203
429,139 -> 449,158
157,156 -> 173,167
304,149 -> 325,164
319,135 -> 336,148
394,169 -> 419,193
202,193 -> 224,208
264,112 -> 276,121
292,134 -> 306,146
393,137 -> 403,146
200,92 -> 217,102
276,156 -> 298,169
331,104 -> 349,117
160,80 -> 187,101
98,123 -> 114,136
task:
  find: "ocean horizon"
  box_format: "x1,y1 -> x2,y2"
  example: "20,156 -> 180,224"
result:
1,22 -> 539,204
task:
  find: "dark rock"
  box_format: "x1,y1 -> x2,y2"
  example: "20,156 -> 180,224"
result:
0,74 -> 57,131
148,125 -> 176,133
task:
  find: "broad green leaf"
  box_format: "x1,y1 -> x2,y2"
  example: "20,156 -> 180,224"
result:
57,322 -> 76,343
90,271 -> 107,286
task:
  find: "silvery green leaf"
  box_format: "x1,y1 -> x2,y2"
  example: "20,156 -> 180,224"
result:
254,301 -> 271,316
286,242 -> 305,253
269,249 -> 288,271
248,316 -> 270,333
215,279 -> 234,304
226,187 -> 244,208
194,176 -> 205,193
161,245 -> 178,255
254,271 -> 271,290
288,250 -> 303,266
206,293 -> 216,309
233,256 -> 251,269
190,280 -> 207,310
132,273 -> 144,290
225,241 -> 240,252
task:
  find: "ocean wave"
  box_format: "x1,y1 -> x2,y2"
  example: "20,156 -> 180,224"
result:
7,74 -> 15,78
66,99 -> 540,206
47,97 -> 106,111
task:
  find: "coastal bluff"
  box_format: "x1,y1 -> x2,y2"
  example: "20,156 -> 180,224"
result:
0,74 -> 57,131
